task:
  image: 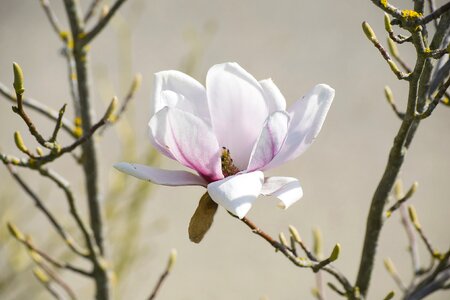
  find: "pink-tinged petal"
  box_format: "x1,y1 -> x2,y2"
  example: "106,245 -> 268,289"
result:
261,177 -> 303,209
247,111 -> 290,171
149,107 -> 223,182
114,162 -> 207,187
260,78 -> 287,112
153,71 -> 211,124
206,62 -> 269,170
264,84 -> 334,169
207,171 -> 264,219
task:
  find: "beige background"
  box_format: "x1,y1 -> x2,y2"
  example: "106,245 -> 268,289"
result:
0,0 -> 449,299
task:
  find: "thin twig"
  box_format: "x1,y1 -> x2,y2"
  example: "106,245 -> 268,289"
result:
0,82 -> 76,138
420,2 -> 450,25
39,167 -> 100,261
147,249 -> 176,300
9,226 -> 92,277
49,104 -> 67,143
427,0 -> 439,28
237,216 -> 354,295
419,76 -> 450,118
84,0 -> 102,23
399,205 -> 420,274
4,164 -> 88,257
40,0 -> 63,36
82,0 -> 129,46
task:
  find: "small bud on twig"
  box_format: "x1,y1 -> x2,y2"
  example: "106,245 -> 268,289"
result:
279,232 -> 289,248
384,13 -> 393,33
384,291 -> 395,300
362,22 -> 377,42
103,96 -> 118,121
33,267 -> 50,283
408,205 -> 421,229
13,62 -> 25,95
312,228 -> 323,258
387,38 -> 399,57
7,222 -> 25,240
329,243 -> 341,262
14,131 -> 28,153
131,73 -> 142,94
167,248 -> 177,273
289,225 -> 302,243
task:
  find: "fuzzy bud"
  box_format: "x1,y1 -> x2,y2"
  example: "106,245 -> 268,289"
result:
362,22 -> 377,42
288,225 -> 302,243
329,243 -> 341,262
13,62 -> 25,95
14,131 -> 28,153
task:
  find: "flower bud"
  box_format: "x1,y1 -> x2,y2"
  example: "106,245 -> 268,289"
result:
7,222 -> 25,240
13,62 -> 25,95
278,232 -> 288,247
384,13 -> 392,32
387,38 -> 399,57
14,131 -> 28,153
362,22 -> 377,42
167,248 -> 177,272
131,73 -> 142,94
329,243 -> 341,262
384,291 -> 395,300
384,257 -> 396,274
408,205 -> 421,229
33,267 -> 49,283
384,86 -> 395,106
288,225 -> 302,243
104,96 -> 118,121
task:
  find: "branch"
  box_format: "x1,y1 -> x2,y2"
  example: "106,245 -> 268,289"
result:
0,82 -> 76,138
84,0 -> 102,23
81,0 -> 129,46
147,249 -> 177,300
237,216 -> 354,296
355,26 -> 428,297
418,76 -> 450,118
362,22 -> 410,80
7,223 -> 92,277
420,2 -> 450,25
3,164 -> 88,257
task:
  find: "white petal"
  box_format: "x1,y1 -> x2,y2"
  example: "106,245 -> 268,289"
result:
206,62 -> 269,170
261,177 -> 303,209
260,78 -> 287,112
265,84 -> 334,169
153,71 -> 211,124
114,162 -> 207,187
247,111 -> 290,171
149,107 -> 223,182
207,171 -> 264,219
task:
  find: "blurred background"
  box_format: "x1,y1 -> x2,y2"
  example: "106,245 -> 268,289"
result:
0,0 -> 449,299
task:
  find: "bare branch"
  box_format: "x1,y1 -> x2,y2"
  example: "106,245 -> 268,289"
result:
82,0 -> 129,46
0,82 -> 76,138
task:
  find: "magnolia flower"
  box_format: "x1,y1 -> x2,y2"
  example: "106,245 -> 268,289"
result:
114,62 -> 334,220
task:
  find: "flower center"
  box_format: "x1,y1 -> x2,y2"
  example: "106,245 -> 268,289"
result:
221,147 -> 240,177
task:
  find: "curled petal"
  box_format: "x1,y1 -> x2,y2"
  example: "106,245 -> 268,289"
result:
153,71 -> 210,124
149,107 -> 223,182
207,171 -> 264,219
114,162 -> 207,187
265,84 -> 334,169
260,78 -> 287,112
206,62 -> 269,170
261,177 -> 303,209
247,111 -> 290,171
